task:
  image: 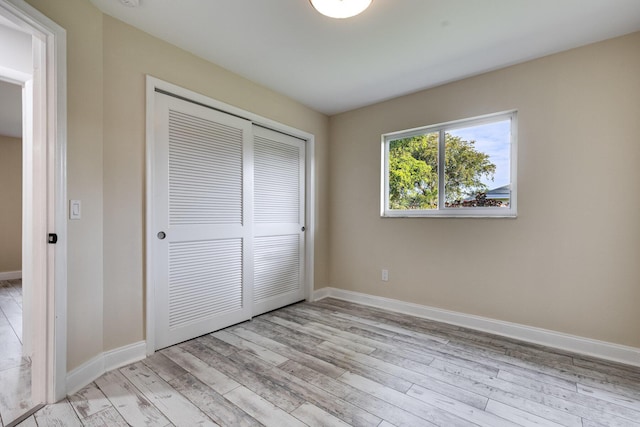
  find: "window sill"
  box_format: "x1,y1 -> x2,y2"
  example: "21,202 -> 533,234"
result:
381,209 -> 517,218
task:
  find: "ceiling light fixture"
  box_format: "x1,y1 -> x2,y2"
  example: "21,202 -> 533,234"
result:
119,0 -> 139,7
309,0 -> 372,19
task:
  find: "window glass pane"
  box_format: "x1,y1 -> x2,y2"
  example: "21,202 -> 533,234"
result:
444,119 -> 511,208
388,132 -> 439,210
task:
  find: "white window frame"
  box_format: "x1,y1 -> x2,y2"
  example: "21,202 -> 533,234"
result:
381,111 -> 517,218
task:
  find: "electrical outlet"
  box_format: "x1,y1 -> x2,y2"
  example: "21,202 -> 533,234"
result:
382,269 -> 389,282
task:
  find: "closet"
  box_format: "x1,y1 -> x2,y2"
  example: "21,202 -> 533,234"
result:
151,92 -> 306,350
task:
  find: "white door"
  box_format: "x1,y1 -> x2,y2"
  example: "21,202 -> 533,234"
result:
252,126 -> 306,316
153,93 -> 253,349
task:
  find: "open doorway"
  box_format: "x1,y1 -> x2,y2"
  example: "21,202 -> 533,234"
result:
0,1 -> 67,425
0,23 -> 37,427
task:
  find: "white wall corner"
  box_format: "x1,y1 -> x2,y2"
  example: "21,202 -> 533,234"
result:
0,271 -> 22,280
66,341 -> 146,396
313,287 -> 640,368
311,287 -> 331,301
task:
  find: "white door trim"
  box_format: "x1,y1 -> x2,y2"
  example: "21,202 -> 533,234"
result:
145,76 -> 315,355
0,0 -> 68,402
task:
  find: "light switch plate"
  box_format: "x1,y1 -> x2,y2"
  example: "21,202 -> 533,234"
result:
69,200 -> 81,220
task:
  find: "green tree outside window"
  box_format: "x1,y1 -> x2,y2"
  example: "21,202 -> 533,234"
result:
389,133 -> 496,209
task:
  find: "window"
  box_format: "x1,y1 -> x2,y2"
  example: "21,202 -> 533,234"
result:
382,111 -> 517,217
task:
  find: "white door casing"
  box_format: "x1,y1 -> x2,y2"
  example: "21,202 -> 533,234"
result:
0,0 -> 67,403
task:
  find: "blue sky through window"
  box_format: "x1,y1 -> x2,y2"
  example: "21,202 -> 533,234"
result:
448,119 -> 511,190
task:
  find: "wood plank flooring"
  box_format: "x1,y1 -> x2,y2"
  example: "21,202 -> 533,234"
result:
14,298 -> 640,426
0,279 -> 34,427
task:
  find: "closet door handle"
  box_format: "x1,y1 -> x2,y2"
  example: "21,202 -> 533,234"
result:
157,231 -> 166,240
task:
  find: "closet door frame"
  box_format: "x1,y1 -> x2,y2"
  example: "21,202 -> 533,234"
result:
144,76 -> 316,355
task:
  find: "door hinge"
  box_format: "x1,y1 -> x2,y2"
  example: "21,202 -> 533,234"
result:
48,233 -> 58,244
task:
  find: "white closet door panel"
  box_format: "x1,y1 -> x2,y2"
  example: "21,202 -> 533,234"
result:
153,93 -> 253,350
168,109 -> 243,226
168,224 -> 243,241
254,135 -> 300,224
252,126 -> 305,316
168,238 -> 243,330
254,234 -> 300,302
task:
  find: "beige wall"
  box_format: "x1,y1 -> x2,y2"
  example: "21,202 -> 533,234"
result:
0,135 -> 22,273
329,32 -> 640,348
101,16 -> 330,351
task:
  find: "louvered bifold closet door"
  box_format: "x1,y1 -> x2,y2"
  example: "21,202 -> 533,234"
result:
153,93 -> 253,350
252,126 -> 305,316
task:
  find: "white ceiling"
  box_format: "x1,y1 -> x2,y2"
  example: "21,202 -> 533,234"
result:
51,2 -> 640,115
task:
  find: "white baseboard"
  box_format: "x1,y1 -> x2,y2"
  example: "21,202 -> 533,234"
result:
313,287 -> 640,368
0,271 -> 21,280
104,341 -> 147,372
65,354 -> 104,396
66,341 -> 146,395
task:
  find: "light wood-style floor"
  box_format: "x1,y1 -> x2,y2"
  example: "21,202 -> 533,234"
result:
13,297 -> 640,426
0,279 -> 33,427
